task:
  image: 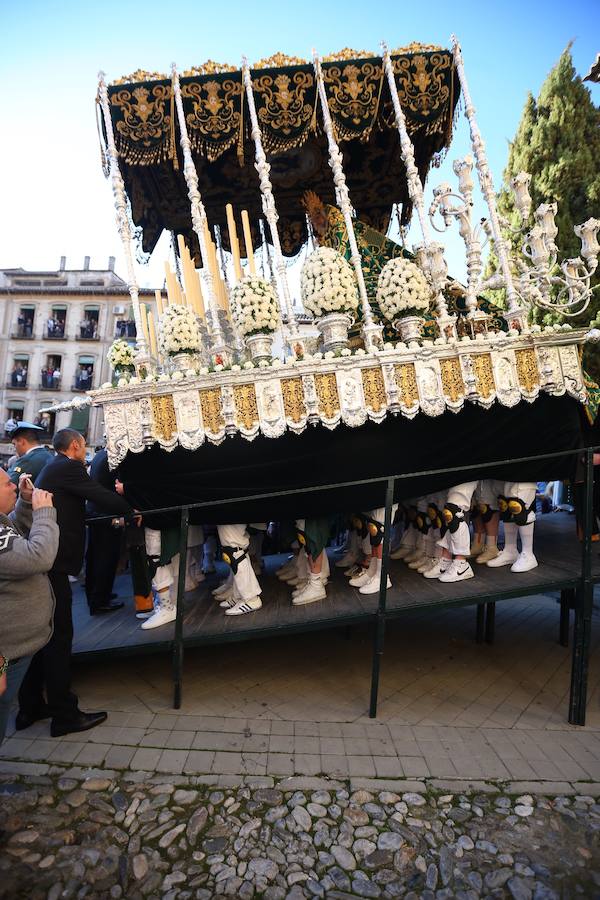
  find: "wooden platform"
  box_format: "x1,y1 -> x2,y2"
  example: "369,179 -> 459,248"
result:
72,512 -> 598,659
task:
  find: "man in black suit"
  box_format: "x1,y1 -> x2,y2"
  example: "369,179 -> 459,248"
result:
18,428 -> 134,737
85,447 -> 124,615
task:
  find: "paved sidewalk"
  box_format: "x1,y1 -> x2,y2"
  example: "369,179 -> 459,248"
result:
2,592 -> 599,790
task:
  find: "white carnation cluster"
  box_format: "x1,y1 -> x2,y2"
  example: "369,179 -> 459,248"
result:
376,257 -> 432,320
230,276 -> 280,337
107,339 -> 135,369
159,304 -> 201,355
300,248 -> 358,318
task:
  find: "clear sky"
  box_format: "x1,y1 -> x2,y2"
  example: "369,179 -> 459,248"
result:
1,0 -> 598,289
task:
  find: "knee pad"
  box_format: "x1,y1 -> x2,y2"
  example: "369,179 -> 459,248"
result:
364,515 -> 384,547
427,503 -> 443,531
441,502 -> 467,535
478,502 -> 496,524
415,510 -> 431,535
221,545 -> 247,574
499,495 -> 534,526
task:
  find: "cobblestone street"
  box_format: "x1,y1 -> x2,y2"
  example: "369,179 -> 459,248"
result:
1,772 -> 599,899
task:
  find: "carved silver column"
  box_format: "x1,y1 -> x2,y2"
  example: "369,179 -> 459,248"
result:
241,57 -> 304,352
451,36 -> 527,330
97,71 -> 148,357
381,43 -> 456,339
171,63 -> 230,357
312,51 -> 382,351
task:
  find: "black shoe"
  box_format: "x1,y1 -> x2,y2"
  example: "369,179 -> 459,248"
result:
15,706 -> 51,731
50,710 -> 107,738
110,592 -> 118,599
90,601 -> 125,615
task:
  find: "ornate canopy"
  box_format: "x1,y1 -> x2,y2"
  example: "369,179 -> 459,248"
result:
101,47 -> 460,257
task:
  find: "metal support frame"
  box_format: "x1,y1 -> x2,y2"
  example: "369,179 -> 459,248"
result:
172,506 -> 189,709
475,604 -> 485,643
369,477 -> 395,718
485,602 -> 496,644
569,449 -> 595,725
559,588 -> 574,647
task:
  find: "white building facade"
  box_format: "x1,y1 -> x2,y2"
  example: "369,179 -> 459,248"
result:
0,257 -> 161,456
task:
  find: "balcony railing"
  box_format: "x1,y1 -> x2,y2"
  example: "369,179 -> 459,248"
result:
43,325 -> 66,339
72,377 -> 94,392
79,323 -> 99,340
11,325 -> 34,339
40,376 -> 61,390
6,379 -> 27,389
115,321 -> 137,339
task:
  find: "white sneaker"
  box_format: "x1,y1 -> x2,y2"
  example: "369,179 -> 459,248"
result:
416,556 -> 436,573
135,610 -> 154,620
511,552 -> 538,573
476,546 -> 499,564
423,559 -> 450,579
280,569 -> 301,583
291,580 -> 308,597
438,560 -> 474,583
212,580 -> 232,597
345,564 -> 366,578
224,596 -> 262,616
408,555 -> 427,570
219,595 -> 237,609
486,548 -> 518,567
403,550 -> 422,564
286,574 -> 307,586
216,587 -> 234,605
292,580 -> 326,605
349,567 -> 375,587
335,551 -> 359,568
359,574 -> 392,594
390,545 -> 413,560
141,605 -> 176,629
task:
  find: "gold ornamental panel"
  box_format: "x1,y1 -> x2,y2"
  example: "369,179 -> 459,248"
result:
473,354 -> 495,399
440,357 -> 465,403
361,367 -> 387,413
233,383 -> 259,430
394,363 -> 419,407
199,387 -> 225,434
281,378 -> 307,423
515,349 -> 540,393
151,395 -> 177,441
314,372 -> 340,419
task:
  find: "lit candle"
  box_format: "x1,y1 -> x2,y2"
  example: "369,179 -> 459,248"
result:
241,209 -> 256,275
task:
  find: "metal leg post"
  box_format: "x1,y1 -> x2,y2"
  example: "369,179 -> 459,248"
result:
485,602 -> 496,644
369,478 -> 394,718
568,450 -> 594,725
475,604 -> 485,643
559,588 -> 573,648
173,507 -> 189,710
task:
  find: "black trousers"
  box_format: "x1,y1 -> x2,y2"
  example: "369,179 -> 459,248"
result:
85,522 -> 122,611
19,571 -> 78,721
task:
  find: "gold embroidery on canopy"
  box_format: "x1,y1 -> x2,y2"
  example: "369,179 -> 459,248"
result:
361,367 -> 387,412
440,358 -> 465,402
472,354 -> 495,398
200,388 -> 225,434
281,378 -> 307,423
254,71 -> 315,152
233,383 -> 259,430
395,363 -> 419,407
111,85 -> 173,165
314,373 -> 340,418
515,349 -> 540,393
151,395 -> 177,440
182,78 -> 243,160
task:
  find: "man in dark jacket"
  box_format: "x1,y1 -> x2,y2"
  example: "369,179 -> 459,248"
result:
7,423 -> 53,486
85,448 -> 124,615
18,428 -> 134,737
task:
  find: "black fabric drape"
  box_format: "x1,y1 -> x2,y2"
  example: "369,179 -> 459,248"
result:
118,395 -> 584,527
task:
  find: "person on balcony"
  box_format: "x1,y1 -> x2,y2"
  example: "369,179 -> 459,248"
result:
52,366 -> 61,387
46,316 -> 55,337
7,423 -> 54,487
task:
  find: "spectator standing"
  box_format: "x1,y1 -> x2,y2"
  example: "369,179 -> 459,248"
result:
7,423 -> 54,486
85,448 -> 125,615
0,471 -> 58,745
18,429 -> 134,737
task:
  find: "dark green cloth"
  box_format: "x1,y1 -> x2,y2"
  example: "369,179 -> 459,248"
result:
304,516 -> 336,559
8,446 -> 53,486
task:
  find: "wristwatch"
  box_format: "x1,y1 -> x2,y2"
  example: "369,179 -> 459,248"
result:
0,656 -> 8,677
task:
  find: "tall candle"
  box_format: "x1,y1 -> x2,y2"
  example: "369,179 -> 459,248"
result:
140,303 -> 150,347
241,209 -> 256,275
155,289 -> 164,317
148,310 -> 158,358
226,203 -> 243,282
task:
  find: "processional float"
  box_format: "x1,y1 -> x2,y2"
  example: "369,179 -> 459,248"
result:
55,39 -> 599,515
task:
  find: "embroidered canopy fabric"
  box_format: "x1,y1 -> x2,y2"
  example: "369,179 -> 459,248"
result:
103,48 -> 459,256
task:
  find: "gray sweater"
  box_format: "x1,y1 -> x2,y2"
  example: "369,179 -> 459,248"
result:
0,501 -> 58,660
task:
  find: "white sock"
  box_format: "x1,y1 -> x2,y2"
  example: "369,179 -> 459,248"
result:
502,522 -> 518,553
519,523 -> 535,555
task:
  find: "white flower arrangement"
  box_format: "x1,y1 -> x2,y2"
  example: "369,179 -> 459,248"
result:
376,258 -> 432,321
107,339 -> 136,370
159,304 -> 201,355
300,248 -> 358,318
230,276 -> 280,337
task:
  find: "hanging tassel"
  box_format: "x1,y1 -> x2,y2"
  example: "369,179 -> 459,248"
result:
236,76 -> 245,167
